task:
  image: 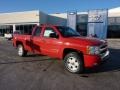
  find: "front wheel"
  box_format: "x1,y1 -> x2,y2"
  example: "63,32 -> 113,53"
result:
17,44 -> 27,57
64,52 -> 84,74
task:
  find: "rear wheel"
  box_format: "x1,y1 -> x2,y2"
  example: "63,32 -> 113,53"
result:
64,52 -> 84,74
18,44 -> 27,57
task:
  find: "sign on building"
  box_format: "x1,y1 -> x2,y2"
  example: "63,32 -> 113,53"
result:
88,9 -> 108,39
67,11 -> 77,30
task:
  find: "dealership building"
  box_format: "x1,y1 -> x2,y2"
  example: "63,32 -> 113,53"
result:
0,10 -> 66,36
0,7 -> 120,38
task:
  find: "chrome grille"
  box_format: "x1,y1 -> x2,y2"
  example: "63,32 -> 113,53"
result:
99,44 -> 108,56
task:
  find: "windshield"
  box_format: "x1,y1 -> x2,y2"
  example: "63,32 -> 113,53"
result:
57,26 -> 80,37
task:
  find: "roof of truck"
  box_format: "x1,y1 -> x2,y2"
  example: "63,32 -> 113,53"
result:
40,24 -> 63,27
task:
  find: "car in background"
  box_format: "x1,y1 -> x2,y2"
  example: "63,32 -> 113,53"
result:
4,32 -> 13,40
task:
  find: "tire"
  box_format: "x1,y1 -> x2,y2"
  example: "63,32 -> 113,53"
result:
17,44 -> 27,57
64,52 -> 84,74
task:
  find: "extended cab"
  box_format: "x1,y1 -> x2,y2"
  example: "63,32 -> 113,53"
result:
13,25 -> 109,73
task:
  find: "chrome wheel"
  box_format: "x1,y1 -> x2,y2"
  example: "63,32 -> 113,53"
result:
66,56 -> 80,72
64,52 -> 84,73
18,45 -> 23,56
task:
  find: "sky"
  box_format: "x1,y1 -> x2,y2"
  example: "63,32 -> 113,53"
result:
0,0 -> 120,14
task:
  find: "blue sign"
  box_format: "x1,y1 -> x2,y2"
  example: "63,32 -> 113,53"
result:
88,9 -> 108,39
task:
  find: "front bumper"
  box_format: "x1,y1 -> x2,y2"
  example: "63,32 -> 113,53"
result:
84,50 -> 110,68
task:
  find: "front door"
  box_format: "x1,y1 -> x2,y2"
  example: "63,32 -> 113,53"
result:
41,27 -> 61,58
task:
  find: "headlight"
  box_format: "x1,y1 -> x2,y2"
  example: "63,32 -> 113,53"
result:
87,46 -> 100,55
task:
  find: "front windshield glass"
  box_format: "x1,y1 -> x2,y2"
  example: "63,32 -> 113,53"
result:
57,26 -> 80,37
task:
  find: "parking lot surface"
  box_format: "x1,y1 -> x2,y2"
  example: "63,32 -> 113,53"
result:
0,39 -> 120,90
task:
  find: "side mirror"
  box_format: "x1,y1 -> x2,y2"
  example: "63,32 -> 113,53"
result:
49,33 -> 59,38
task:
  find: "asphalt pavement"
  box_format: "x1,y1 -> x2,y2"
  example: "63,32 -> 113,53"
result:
0,38 -> 120,90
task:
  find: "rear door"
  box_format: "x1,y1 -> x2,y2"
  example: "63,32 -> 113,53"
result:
31,26 -> 42,54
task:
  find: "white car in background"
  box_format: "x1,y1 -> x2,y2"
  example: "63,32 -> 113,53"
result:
4,33 -> 13,40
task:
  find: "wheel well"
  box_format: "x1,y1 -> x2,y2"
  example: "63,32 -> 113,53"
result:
16,41 -> 23,47
63,48 -> 84,60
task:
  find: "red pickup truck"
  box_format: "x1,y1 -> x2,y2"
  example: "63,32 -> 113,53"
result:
13,25 -> 109,73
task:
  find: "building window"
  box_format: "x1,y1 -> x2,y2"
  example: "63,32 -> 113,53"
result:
107,25 -> 120,38
0,25 -> 13,36
76,23 -> 87,36
15,24 -> 35,35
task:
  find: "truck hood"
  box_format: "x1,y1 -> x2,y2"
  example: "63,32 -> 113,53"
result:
65,36 -> 106,46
